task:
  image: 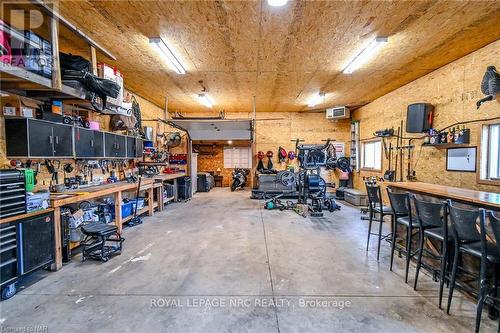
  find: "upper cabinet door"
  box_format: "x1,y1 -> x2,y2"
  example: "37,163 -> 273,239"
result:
115,135 -> 127,158
74,128 -> 95,158
28,120 -> 54,157
135,138 -> 143,158
52,123 -> 73,157
93,131 -> 105,158
126,137 -> 135,158
104,133 -> 116,158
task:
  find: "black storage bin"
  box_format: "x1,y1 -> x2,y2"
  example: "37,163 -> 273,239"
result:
164,184 -> 175,199
197,173 -> 210,192
177,177 -> 191,200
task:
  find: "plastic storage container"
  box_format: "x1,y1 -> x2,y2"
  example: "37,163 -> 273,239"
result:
109,202 -> 133,219
343,188 -> 368,206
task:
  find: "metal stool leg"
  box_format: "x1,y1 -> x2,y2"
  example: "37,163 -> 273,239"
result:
439,239 -> 448,309
414,231 -> 425,290
366,208 -> 373,252
376,214 -> 384,261
447,239 -> 460,314
390,215 -> 397,271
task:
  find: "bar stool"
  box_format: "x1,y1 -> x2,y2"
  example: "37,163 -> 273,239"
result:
445,201 -> 481,314
387,189 -> 421,283
412,196 -> 449,309
476,209 -> 500,333
365,182 -> 393,261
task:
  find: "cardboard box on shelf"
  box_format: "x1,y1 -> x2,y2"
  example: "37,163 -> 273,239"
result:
20,107 -> 34,118
97,62 -> 124,108
3,106 -> 16,116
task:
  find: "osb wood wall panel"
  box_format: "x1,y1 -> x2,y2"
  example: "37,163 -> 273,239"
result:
352,39 -> 500,193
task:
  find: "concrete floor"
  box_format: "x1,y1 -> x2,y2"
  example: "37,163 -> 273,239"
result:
0,188 -> 497,332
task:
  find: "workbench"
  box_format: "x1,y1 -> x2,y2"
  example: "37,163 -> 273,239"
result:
49,178 -> 157,270
152,173 -> 186,203
387,182 -> 500,210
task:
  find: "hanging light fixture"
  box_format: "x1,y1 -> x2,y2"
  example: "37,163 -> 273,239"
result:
149,37 -> 186,75
268,0 -> 288,6
307,92 -> 325,107
197,94 -> 213,108
343,37 -> 388,74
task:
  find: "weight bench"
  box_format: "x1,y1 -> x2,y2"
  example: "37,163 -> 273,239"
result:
81,223 -> 124,262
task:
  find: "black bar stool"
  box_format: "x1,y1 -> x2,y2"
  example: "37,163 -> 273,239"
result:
476,209 -> 500,333
412,196 -> 449,309
387,189 -> 420,283
365,182 -> 393,261
446,201 -> 481,314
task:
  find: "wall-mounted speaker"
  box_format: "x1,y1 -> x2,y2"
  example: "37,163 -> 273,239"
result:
406,103 -> 434,133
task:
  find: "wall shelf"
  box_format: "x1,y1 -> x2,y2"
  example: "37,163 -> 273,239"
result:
422,143 -> 470,149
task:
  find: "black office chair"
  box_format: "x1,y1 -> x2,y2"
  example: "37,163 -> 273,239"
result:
446,201 -> 481,314
476,209 -> 500,333
412,196 -> 449,309
387,189 -> 420,283
365,182 -> 393,261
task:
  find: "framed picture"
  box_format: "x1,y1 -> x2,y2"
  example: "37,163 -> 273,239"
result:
446,147 -> 477,172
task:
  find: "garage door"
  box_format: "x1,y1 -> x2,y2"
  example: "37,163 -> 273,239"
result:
167,119 -> 253,141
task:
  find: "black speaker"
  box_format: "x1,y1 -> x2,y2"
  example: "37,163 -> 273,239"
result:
406,103 -> 433,133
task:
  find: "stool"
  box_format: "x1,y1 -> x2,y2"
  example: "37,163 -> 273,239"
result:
365,182 -> 393,261
387,189 -> 421,283
81,223 -> 124,262
475,210 -> 500,333
446,201 -> 482,314
412,196 -> 449,309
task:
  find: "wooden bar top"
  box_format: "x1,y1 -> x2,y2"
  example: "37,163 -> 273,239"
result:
387,182 -> 500,210
0,208 -> 54,224
50,178 -> 154,207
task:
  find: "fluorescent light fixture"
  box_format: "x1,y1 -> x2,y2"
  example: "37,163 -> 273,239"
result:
268,0 -> 288,6
149,37 -> 186,75
343,37 -> 388,74
197,94 -> 213,108
307,92 -> 325,107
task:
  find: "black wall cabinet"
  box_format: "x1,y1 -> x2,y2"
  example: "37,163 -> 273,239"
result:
6,118 -> 74,158
75,128 -> 104,158
104,133 -> 127,158
6,117 -> 143,159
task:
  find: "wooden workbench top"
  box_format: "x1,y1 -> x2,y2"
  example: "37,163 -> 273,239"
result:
152,173 -> 186,181
50,179 -> 154,207
387,182 -> 500,210
0,208 -> 54,224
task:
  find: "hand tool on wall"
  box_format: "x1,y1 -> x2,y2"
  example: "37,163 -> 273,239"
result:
394,127 -> 400,182
383,142 -> 395,181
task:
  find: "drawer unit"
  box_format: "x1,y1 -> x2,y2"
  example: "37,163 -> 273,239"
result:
0,212 -> 54,299
0,223 -> 19,288
0,170 -> 26,219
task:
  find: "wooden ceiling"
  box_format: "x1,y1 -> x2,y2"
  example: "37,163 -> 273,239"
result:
54,0 -> 500,113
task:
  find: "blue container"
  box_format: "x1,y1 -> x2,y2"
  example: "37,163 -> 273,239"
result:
110,202 -> 133,219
